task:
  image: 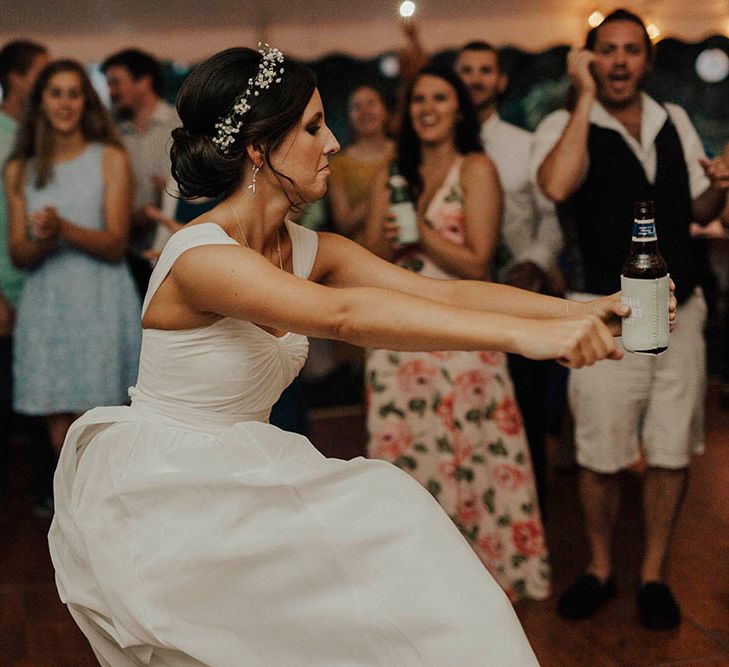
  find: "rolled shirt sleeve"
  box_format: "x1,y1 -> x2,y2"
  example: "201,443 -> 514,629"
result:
665,104 -> 710,200
530,109 -> 585,194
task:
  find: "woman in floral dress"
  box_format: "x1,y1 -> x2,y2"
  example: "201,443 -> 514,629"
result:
364,65 -> 550,601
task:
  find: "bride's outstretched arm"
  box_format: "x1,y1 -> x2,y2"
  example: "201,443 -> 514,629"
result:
314,231 -> 641,334
171,244 -> 621,368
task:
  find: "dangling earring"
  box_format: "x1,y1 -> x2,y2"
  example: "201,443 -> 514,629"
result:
248,163 -> 261,197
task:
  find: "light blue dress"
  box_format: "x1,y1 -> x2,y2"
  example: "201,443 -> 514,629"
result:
13,143 -> 141,415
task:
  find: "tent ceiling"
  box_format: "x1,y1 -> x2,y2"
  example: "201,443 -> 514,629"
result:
4,0 -> 727,61
9,0 -> 728,34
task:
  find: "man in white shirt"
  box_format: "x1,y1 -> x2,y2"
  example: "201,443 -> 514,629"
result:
102,49 -> 179,295
532,9 -> 729,629
455,41 -> 563,515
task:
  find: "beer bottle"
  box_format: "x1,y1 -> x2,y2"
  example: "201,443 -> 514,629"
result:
388,162 -> 419,245
620,200 -> 670,354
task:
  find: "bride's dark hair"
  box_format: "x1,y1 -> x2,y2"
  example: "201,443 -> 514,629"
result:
171,47 -> 316,199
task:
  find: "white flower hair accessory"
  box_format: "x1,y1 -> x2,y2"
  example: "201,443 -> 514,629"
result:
212,43 -> 285,153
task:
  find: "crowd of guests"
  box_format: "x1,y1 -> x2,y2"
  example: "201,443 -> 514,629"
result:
1,6 -> 728,637
0,44 -> 174,518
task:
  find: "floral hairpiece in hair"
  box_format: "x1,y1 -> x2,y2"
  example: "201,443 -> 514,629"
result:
212,43 -> 285,153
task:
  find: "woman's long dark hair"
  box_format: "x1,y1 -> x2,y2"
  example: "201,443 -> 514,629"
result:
171,47 -> 316,201
397,65 -> 482,199
13,59 -> 122,189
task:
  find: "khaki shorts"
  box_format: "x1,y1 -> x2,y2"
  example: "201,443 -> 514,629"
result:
568,289 -> 707,473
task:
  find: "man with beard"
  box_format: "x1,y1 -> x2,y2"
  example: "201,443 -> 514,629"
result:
532,9 -> 729,628
102,49 -> 178,295
455,41 -> 563,515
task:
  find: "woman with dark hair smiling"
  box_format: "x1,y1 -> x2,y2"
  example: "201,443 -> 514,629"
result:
364,65 -> 550,602
6,59 -> 140,457
48,46 -> 645,665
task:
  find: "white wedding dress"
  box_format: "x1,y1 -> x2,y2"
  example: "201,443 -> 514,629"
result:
49,221 -> 539,666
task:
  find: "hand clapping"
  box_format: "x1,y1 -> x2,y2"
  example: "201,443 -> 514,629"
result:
28,206 -> 61,241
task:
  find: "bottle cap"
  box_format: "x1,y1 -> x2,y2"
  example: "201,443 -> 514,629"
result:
634,200 -> 654,220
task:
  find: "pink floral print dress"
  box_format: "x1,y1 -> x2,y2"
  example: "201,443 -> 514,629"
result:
365,157 -> 550,601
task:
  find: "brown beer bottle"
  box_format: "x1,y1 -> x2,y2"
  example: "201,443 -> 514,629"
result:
620,200 -> 670,354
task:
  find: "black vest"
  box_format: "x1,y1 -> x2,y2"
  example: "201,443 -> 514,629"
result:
558,113 -> 698,302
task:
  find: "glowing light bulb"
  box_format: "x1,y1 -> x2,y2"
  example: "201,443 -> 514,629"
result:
646,23 -> 660,40
379,54 -> 400,78
696,49 -> 729,83
399,1 -> 416,18
588,11 -> 604,28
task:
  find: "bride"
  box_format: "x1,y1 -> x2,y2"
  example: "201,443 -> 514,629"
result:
50,45 -> 656,666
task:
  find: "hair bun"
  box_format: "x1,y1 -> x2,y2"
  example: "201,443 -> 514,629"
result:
170,126 -> 240,199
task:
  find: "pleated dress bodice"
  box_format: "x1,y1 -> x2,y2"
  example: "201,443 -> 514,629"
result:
130,221 -> 314,433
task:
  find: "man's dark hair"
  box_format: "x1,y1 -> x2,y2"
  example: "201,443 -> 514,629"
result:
585,9 -> 654,62
0,40 -> 47,96
458,40 -> 501,71
101,48 -> 164,97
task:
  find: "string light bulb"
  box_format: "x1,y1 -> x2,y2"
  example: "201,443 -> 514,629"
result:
695,48 -> 729,83
399,1 -> 416,18
588,11 -> 604,28
646,23 -> 660,40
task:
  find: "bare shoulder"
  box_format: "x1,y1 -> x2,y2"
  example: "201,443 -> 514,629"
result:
310,229 -> 358,280
4,156 -> 21,180
172,242 -> 262,285
102,143 -> 130,171
316,229 -> 357,254
461,152 -> 498,184
462,152 -> 494,172
4,157 -> 25,194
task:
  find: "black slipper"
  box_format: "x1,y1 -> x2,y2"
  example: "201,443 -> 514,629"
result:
558,573 -> 617,620
638,581 -> 681,629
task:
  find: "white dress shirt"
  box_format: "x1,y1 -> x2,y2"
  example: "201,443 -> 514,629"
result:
530,93 -> 709,200
481,114 -> 563,274
118,100 -> 179,210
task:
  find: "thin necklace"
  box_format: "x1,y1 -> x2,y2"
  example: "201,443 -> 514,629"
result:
226,202 -> 283,271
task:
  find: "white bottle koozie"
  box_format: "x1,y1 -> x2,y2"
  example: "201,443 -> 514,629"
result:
620,275 -> 670,352
391,201 -> 419,245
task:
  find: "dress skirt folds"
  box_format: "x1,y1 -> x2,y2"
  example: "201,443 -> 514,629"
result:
51,409 -> 538,666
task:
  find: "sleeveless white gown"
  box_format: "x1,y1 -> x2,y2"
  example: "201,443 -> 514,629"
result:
48,221 -> 539,666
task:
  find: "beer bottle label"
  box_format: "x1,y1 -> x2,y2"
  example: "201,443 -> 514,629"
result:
620,275 -> 670,352
632,219 -> 657,242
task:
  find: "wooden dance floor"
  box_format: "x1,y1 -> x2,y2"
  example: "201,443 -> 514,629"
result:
1,385 -> 728,666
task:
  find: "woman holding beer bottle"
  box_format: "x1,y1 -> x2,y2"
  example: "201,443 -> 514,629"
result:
363,65 -> 551,602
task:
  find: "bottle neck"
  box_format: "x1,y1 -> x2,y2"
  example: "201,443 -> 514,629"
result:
632,219 -> 657,242
629,239 -> 659,254
629,219 -> 660,255
389,173 -> 412,203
